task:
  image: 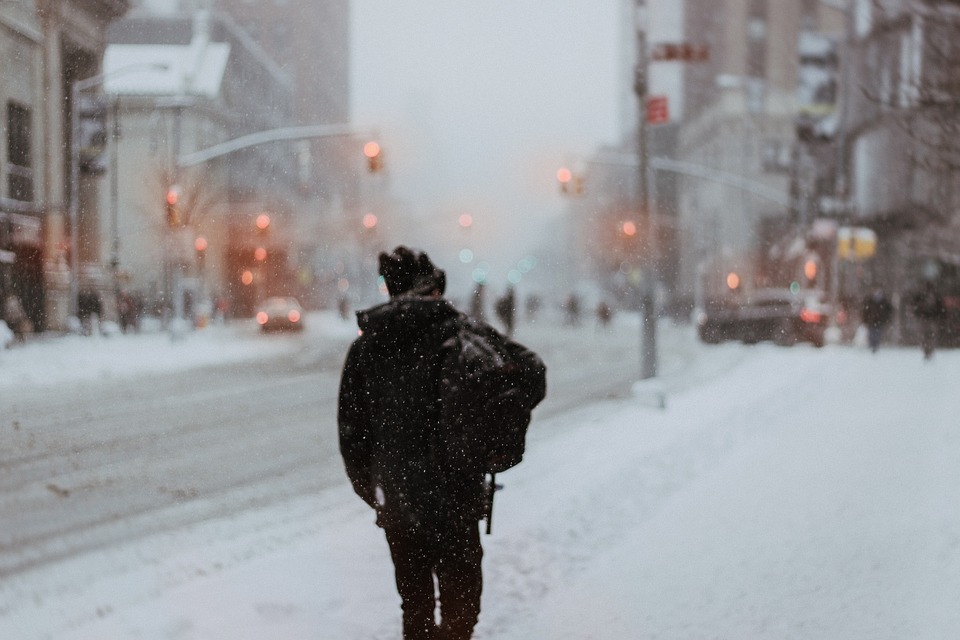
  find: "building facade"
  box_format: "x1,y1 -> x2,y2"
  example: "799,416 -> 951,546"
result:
104,7 -> 306,319
844,0 -> 960,343
0,1 -> 130,334
676,0 -> 845,307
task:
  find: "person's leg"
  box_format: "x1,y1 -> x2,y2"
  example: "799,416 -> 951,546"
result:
436,520 -> 483,640
384,527 -> 439,640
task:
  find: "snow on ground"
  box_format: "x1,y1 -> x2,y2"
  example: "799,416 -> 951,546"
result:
2,319 -> 959,639
0,313 -> 358,392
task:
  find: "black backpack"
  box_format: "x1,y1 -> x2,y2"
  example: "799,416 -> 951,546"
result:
439,317 -> 547,473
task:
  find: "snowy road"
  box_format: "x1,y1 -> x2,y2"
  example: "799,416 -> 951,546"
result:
0,313 -> 667,580
3,316 -> 957,639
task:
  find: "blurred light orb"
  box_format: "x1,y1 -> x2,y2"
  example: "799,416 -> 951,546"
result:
362,213 -> 378,229
459,248 -> 474,263
508,269 -> 522,284
472,268 -> 487,284
557,167 -> 572,183
458,213 -> 473,228
790,281 -> 801,294
338,278 -> 350,292
363,141 -> 381,158
622,220 -> 637,236
241,270 -> 254,285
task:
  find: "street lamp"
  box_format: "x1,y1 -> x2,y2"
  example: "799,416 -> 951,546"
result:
68,62 -> 168,320
634,0 -> 658,380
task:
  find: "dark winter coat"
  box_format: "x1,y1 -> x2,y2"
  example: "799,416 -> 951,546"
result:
861,293 -> 893,328
338,296 -> 486,532
911,287 -> 946,321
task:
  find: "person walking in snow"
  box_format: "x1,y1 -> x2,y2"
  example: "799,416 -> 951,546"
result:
861,287 -> 894,353
910,281 -> 946,359
338,246 -> 488,640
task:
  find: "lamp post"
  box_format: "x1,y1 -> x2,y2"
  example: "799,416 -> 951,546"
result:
633,0 -> 658,380
68,63 -> 168,321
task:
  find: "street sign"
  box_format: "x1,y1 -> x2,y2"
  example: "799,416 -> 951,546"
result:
650,43 -> 709,62
837,226 -> 877,261
647,95 -> 669,124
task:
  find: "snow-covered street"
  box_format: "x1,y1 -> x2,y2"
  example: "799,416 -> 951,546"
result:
1,316 -> 958,639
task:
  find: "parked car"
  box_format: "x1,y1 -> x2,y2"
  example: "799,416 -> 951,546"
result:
255,296 -> 305,332
697,289 -> 830,347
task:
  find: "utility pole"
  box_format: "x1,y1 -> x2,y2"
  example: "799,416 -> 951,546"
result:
634,0 -> 658,380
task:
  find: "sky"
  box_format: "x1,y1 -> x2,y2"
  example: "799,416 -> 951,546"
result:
349,0 -> 625,287
2,316 -> 958,638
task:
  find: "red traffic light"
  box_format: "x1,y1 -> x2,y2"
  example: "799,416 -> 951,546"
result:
165,186 -> 181,227
364,141 -> 383,173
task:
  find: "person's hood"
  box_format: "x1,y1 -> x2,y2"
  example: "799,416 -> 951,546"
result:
356,296 -> 460,341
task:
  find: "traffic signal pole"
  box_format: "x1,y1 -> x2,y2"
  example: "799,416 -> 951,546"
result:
634,0 -> 658,380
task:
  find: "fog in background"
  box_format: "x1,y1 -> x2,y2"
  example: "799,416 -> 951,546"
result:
350,0 -> 624,298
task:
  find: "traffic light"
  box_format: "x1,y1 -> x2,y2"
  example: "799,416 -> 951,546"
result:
364,141 -> 383,173
726,272 -> 741,291
804,258 -> 818,285
557,167 -> 585,196
255,213 -> 271,233
165,186 -> 181,227
194,236 -> 207,268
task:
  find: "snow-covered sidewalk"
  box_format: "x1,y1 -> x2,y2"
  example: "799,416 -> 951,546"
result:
0,312 -> 358,392
3,333 -> 957,639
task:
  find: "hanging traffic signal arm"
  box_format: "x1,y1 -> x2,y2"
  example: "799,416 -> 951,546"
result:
176,124 -> 372,168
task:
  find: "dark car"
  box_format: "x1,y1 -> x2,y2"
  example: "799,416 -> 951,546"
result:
255,296 -> 305,332
697,289 -> 830,347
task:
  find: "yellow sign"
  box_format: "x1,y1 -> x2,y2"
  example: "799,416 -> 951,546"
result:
837,227 -> 876,261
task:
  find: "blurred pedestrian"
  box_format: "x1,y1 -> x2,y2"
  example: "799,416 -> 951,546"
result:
861,287 -> 894,353
494,286 -> 516,337
2,294 -> 29,343
596,300 -> 613,329
564,293 -> 581,326
910,281 -> 946,359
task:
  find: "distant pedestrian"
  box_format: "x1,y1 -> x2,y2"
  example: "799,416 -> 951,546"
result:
494,286 -> 516,337
77,288 -> 102,335
596,300 -> 613,329
337,295 -> 351,321
861,287 -> 894,353
2,294 -> 29,343
910,281 -> 946,359
564,293 -> 581,326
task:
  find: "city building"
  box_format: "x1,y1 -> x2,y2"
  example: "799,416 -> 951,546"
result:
676,0 -> 845,307
106,0 -> 356,314
104,7 -> 303,319
0,1 -> 131,333
843,0 -> 960,343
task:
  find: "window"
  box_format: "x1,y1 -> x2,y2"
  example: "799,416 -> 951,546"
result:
7,101 -> 33,202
